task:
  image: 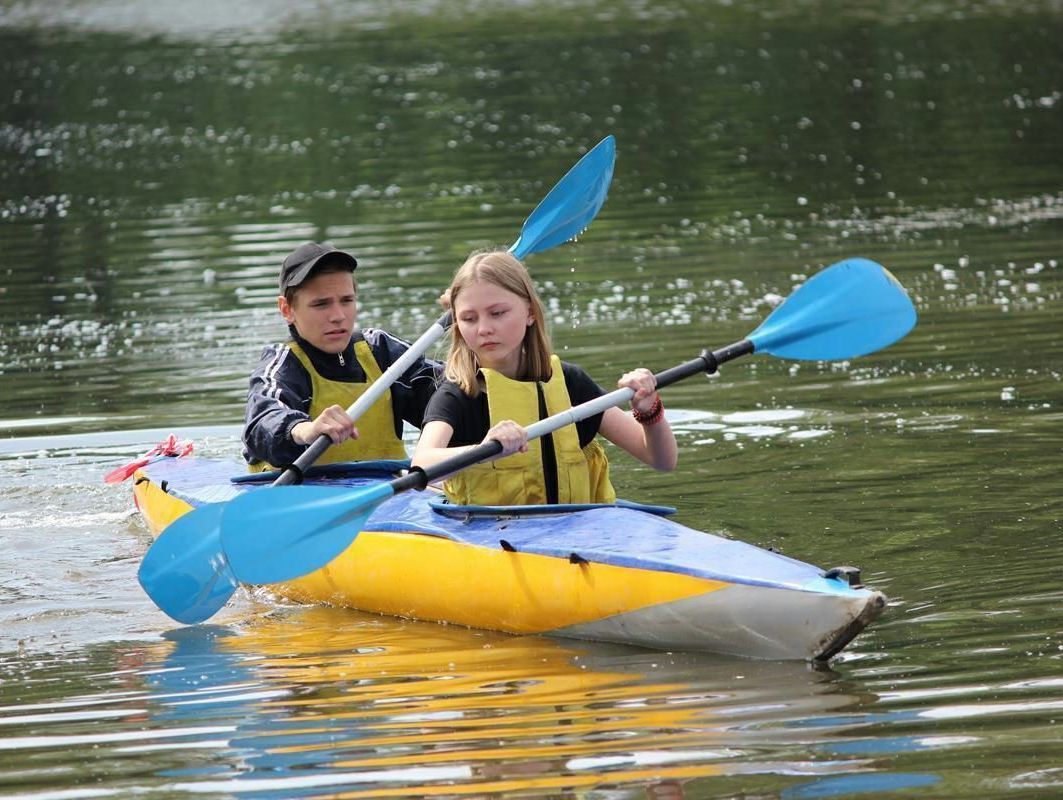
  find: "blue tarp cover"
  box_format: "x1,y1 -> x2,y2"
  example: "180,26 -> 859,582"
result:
141,457 -> 843,593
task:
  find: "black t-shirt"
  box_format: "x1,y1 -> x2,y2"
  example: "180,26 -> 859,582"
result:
423,362 -> 606,448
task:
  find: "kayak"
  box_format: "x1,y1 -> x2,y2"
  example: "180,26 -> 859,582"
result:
132,457 -> 886,661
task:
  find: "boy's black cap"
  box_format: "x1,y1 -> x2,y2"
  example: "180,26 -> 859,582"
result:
279,242 -> 357,292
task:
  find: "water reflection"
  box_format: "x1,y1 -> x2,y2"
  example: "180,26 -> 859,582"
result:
781,773 -> 940,799
3,570 -> 1063,797
115,610 -> 869,797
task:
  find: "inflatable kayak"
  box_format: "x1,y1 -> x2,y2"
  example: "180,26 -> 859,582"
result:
133,457 -> 885,661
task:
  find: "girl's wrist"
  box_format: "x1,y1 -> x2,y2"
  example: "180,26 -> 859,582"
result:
632,395 -> 664,426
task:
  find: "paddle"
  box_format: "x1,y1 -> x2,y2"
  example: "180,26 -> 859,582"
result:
274,134 -> 616,485
221,256 -> 917,587
137,135 -> 618,624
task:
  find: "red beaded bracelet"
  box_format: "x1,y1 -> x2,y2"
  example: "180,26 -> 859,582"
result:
632,396 -> 664,426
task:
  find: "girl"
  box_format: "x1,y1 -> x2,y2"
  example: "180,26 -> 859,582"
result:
412,249 -> 676,506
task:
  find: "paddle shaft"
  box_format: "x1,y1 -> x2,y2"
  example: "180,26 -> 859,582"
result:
387,338 -> 755,495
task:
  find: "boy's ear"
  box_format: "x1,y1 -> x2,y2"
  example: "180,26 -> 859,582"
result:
278,295 -> 296,325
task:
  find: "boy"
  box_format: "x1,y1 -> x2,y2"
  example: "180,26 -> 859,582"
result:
242,241 -> 439,470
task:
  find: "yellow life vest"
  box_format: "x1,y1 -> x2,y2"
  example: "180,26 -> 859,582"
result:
249,337 -> 407,472
444,355 -> 616,506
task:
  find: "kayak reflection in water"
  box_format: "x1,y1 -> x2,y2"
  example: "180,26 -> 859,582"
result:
412,249 -> 676,506
241,241 -> 439,472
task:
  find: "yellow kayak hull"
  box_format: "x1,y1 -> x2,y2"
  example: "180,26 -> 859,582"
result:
134,462 -> 884,661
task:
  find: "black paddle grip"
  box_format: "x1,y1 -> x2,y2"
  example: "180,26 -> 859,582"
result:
390,439 -> 505,494
653,339 -> 754,389
272,435 -> 332,487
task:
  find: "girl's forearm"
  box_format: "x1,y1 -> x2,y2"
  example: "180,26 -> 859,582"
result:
640,420 -> 677,471
411,444 -> 477,473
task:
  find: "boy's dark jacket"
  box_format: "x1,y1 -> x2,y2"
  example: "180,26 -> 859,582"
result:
242,327 -> 439,466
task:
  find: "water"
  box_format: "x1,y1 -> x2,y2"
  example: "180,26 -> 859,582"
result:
2,0 -> 1062,796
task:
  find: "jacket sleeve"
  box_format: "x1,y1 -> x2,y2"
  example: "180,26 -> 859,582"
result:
241,345 -> 314,466
363,328 -> 443,430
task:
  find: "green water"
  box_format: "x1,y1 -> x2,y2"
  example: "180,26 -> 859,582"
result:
2,1 -> 1062,797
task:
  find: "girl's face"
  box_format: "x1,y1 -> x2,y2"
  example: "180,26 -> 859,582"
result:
454,279 -> 533,378
278,270 -> 357,354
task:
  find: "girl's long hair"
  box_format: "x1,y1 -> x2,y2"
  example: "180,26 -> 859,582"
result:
445,249 -> 552,396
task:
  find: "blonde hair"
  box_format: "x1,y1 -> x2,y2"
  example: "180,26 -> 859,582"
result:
445,249 -> 552,396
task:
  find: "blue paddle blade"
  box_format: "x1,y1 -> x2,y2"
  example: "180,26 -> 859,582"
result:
509,135 -> 616,259
220,482 -> 396,585
137,503 -> 239,624
748,258 -> 917,360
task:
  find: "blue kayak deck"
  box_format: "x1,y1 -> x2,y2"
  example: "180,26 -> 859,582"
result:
140,457 -> 852,594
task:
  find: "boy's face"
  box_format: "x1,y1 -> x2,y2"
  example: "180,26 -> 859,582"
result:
278,270 -> 357,354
